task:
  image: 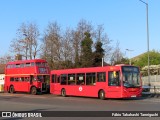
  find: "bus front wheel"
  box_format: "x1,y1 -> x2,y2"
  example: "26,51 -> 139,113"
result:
61,89 -> 66,97
99,90 -> 105,100
31,87 -> 37,95
9,86 -> 15,93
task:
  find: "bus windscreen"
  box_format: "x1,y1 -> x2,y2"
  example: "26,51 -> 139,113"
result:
122,66 -> 140,88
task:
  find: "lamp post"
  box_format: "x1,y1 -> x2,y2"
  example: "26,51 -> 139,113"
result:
139,0 -> 150,86
126,49 -> 134,65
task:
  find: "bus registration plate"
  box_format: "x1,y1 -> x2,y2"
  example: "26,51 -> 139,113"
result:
131,95 -> 136,97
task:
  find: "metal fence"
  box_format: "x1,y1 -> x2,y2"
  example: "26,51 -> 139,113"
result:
142,75 -> 160,93
142,75 -> 160,86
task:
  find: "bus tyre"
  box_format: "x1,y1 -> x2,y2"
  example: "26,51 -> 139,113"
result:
9,86 -> 15,94
61,89 -> 66,97
31,87 -> 37,95
99,90 -> 105,100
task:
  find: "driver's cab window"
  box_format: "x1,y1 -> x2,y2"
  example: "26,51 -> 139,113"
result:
108,71 -> 120,86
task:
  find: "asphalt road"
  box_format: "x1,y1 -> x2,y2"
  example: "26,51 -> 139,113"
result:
0,93 -> 160,120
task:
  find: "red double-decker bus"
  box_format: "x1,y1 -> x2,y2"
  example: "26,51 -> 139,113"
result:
4,59 -> 50,95
50,65 -> 142,99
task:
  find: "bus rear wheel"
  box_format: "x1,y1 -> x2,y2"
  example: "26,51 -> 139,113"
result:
31,87 -> 37,95
9,86 -> 15,93
99,90 -> 105,100
61,89 -> 66,97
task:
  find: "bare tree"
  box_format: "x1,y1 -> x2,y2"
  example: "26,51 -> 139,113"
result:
41,21 -> 62,69
61,28 -> 74,61
111,41 -> 124,65
94,25 -> 112,62
0,54 -> 13,64
10,22 -> 40,60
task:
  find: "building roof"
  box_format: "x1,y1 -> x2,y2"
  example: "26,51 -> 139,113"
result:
0,64 -> 5,74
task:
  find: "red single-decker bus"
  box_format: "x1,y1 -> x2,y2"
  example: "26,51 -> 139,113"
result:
4,59 -> 50,95
50,65 -> 142,99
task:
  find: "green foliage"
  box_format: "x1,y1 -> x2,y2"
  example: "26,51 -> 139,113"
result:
81,32 -> 93,67
133,50 -> 160,68
93,41 -> 105,66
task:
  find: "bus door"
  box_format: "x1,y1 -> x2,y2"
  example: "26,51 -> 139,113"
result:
37,75 -> 45,91
30,75 -> 34,85
107,71 -> 122,98
74,73 -> 85,96
50,74 -> 61,94
42,75 -> 50,92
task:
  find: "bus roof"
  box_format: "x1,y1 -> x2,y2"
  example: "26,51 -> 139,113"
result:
6,59 -> 47,65
51,64 -> 138,74
51,65 -> 130,74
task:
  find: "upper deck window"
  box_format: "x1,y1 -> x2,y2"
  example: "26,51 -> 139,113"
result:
6,65 -> 11,69
11,64 -> 15,68
36,62 -> 48,67
21,63 -> 25,68
16,64 -> 20,68
6,60 -> 48,69
25,63 -> 31,67
31,62 -> 35,66
6,64 -> 16,69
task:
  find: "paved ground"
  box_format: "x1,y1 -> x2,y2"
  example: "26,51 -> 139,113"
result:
0,93 -> 160,120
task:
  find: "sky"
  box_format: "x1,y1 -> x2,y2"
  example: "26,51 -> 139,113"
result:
0,0 -> 159,59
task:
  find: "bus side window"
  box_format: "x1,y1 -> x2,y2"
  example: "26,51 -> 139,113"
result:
97,72 -> 106,82
25,77 -> 29,82
10,77 -> 14,82
15,78 -> 19,82
108,71 -> 120,86
86,73 -> 96,85
60,74 -> 67,85
68,74 -> 75,85
57,76 -> 60,83
51,74 -> 55,83
21,77 -> 24,82
76,73 -> 85,85
19,77 -> 24,82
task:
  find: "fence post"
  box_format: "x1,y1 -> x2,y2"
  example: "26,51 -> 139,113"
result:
154,86 -> 156,94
